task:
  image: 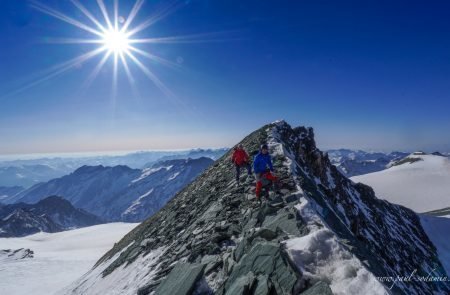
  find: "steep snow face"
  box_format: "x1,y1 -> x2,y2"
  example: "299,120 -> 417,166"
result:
0,223 -> 137,295
64,121 -> 448,295
352,154 -> 450,212
12,158 -> 213,222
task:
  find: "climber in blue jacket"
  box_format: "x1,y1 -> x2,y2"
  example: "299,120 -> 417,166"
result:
253,144 -> 277,199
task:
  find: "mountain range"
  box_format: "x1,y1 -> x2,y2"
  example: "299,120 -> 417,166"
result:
60,121 -> 449,295
327,149 -> 409,177
0,148 -> 227,188
9,157 -> 214,222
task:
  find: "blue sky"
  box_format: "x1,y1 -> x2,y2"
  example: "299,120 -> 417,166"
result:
1,0 -> 450,155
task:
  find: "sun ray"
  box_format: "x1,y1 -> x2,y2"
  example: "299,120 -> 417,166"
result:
125,1 -> 182,37
119,51 -> 141,99
120,0 -> 145,33
43,38 -> 104,44
128,31 -> 239,44
119,51 -> 135,85
82,50 -> 112,90
70,0 -> 107,33
97,0 -> 114,31
127,46 -> 181,70
126,51 -> 176,100
112,50 -> 119,106
2,47 -> 106,99
113,0 -> 119,31
30,1 -> 103,37
6,0 -> 227,103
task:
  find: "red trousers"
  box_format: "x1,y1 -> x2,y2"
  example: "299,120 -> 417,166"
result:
255,171 -> 278,198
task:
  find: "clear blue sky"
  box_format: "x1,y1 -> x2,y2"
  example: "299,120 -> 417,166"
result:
1,0 -> 450,155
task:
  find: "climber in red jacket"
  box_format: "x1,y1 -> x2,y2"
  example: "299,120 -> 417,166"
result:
231,144 -> 252,185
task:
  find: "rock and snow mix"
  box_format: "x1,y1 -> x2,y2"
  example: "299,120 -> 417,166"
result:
285,200 -> 387,295
56,121 -> 449,295
269,123 -> 387,294
0,223 -> 137,295
60,245 -> 167,295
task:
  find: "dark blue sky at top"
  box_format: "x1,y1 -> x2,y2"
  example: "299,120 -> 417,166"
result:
1,0 -> 450,154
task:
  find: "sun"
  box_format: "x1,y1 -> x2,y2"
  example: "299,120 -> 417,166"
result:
14,0 -> 225,102
102,29 -> 130,55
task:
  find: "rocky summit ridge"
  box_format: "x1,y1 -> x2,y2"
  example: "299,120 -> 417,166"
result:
62,121 -> 449,295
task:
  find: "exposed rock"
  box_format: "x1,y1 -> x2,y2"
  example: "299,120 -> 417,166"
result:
300,281 -> 333,295
0,248 -> 34,262
153,263 -> 205,295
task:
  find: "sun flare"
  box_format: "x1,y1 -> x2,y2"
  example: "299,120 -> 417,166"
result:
102,29 -> 130,54
27,0 -> 185,99
18,0 -> 225,102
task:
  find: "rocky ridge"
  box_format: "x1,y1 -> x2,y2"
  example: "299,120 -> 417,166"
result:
62,121 -> 449,295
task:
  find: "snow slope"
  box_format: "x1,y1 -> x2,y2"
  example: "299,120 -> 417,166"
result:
352,154 -> 450,212
0,223 -> 137,295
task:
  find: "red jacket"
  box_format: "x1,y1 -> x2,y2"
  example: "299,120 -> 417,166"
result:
232,148 -> 250,166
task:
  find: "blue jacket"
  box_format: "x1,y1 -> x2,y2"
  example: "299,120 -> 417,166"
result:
253,152 -> 274,174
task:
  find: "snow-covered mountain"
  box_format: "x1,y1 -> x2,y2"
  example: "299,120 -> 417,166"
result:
0,148 -> 228,189
327,149 -> 408,177
11,157 -> 214,222
352,153 -> 450,213
61,121 -> 449,295
0,196 -> 102,237
0,208 -> 62,238
0,223 -> 138,295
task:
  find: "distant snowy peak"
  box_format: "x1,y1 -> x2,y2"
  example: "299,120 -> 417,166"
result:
0,196 -> 102,237
389,151 -> 448,167
0,208 -> 63,237
352,153 -> 450,212
327,149 -> 408,177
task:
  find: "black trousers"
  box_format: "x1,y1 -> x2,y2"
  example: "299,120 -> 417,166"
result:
235,163 -> 252,182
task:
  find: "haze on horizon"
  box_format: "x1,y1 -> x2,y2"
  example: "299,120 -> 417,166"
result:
1,0 -> 450,155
